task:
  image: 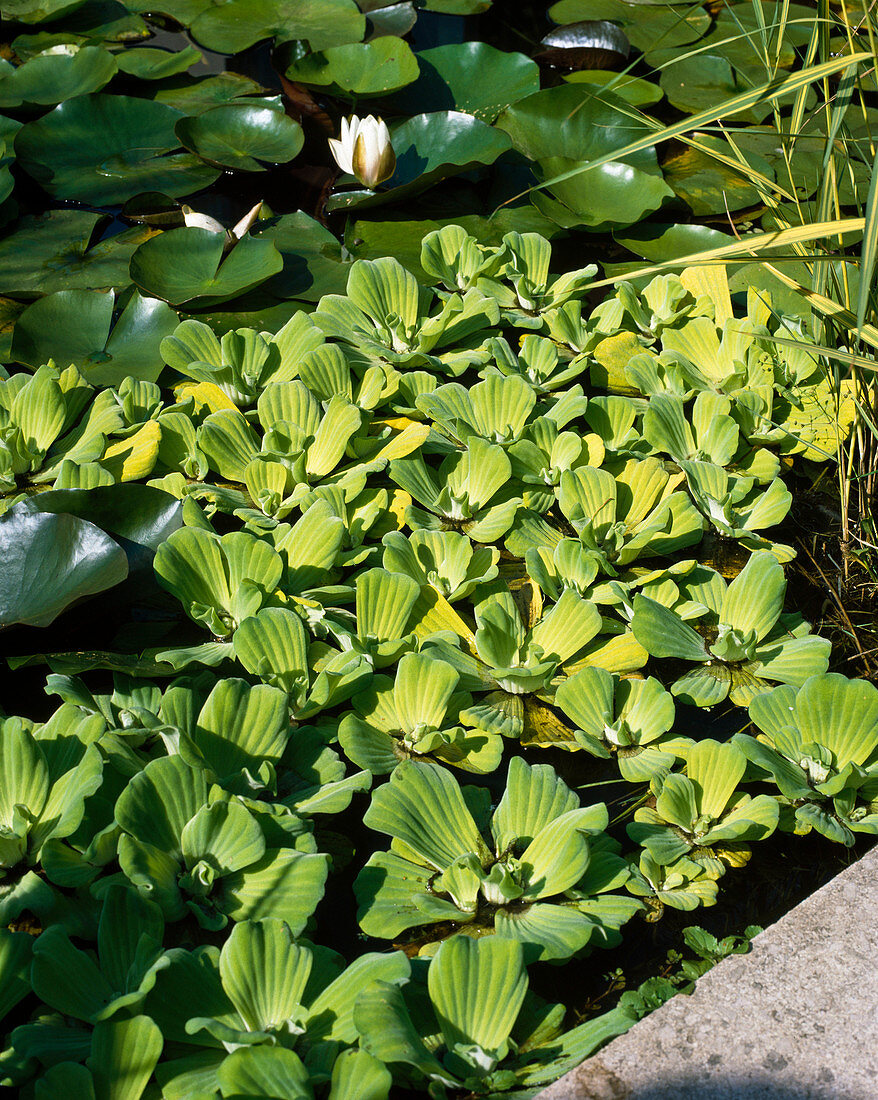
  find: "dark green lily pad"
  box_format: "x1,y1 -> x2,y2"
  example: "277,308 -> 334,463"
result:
183,298 -> 303,335
189,0 -> 366,55
733,125 -> 871,205
0,211 -> 156,298
254,212 -> 351,301
422,0 -> 491,11
152,72 -> 277,115
533,154 -> 674,230
344,208 -> 563,279
0,46 -> 117,109
10,32 -> 86,60
0,504 -> 128,630
549,0 -> 709,52
563,69 -> 663,107
10,288 -> 179,384
391,42 -> 539,123
284,35 -> 419,95
662,134 -> 776,215
0,298 -> 25,362
614,221 -> 733,262
124,0 -> 212,22
175,104 -> 304,171
325,110 -> 512,211
0,119 -> 19,205
0,0 -> 86,23
658,54 -> 790,125
14,93 -> 220,204
496,85 -> 662,174
31,484 -> 183,550
54,0 -> 150,42
130,227 -> 284,306
363,0 -> 416,38
116,45 -> 204,80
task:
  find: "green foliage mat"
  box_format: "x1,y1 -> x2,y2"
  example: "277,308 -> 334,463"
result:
0,0 -> 877,1096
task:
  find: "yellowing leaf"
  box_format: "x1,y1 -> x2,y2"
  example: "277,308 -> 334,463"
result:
102,421 -> 161,482
409,585 -> 477,655
520,697 -> 578,750
174,380 -> 237,413
591,332 -> 648,395
681,265 -> 732,325
369,420 -> 431,463
565,632 -> 648,675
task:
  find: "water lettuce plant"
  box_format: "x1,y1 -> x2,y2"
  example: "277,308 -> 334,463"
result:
0,0 -> 873,1087
631,551 -> 831,706
355,757 -> 638,960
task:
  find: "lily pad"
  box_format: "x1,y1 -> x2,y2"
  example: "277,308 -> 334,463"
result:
253,212 -> 351,301
662,134 -> 776,215
14,93 -> 220,204
10,289 -> 179,384
391,42 -> 539,123
116,45 -> 204,80
130,227 -> 284,306
614,221 -> 733,261
0,0 -> 86,22
0,211 -> 156,298
563,69 -> 663,107
175,105 -> 304,171
548,0 -> 710,53
57,0 -> 150,42
152,72 -> 277,115
326,110 -> 512,211
0,46 -> 117,109
284,35 -> 419,96
29,484 -> 183,551
189,0 -> 366,55
496,84 -> 662,174
0,504 -> 128,630
533,154 -> 674,230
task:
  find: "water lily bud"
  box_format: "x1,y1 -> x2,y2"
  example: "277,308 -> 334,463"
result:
181,207 -> 226,235
328,114 -> 395,190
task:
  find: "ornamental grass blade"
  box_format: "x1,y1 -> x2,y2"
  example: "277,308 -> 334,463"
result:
428,935 -> 527,1056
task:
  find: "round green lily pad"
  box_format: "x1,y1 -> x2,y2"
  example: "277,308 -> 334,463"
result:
115,45 -> 204,80
130,227 -> 284,306
0,46 -> 117,109
175,104 -> 304,171
283,35 -> 419,96
14,93 -> 220,204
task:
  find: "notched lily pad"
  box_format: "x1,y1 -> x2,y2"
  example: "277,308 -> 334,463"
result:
14,93 -> 220,204
283,35 -> 419,96
536,21 -> 630,70
130,227 -> 284,306
175,104 -> 304,171
10,288 -> 179,384
0,46 -> 117,109
0,504 -> 129,630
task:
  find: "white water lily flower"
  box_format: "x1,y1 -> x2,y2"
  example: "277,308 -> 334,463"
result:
181,201 -> 263,251
328,114 -> 395,189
